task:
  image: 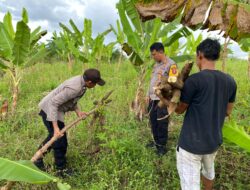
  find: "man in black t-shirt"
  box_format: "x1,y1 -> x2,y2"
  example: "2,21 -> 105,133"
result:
175,39 -> 237,190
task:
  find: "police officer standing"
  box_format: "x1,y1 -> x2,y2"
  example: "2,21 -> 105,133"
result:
146,42 -> 178,156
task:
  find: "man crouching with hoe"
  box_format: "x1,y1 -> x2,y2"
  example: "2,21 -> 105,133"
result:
34,69 -> 105,176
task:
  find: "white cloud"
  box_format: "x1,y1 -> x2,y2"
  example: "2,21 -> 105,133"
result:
64,0 -> 86,18
29,20 -> 49,31
0,12 -> 5,20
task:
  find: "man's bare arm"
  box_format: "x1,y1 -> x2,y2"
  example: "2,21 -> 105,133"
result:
175,102 -> 189,114
226,103 -> 234,117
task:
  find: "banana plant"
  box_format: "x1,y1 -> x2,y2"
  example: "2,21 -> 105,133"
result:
51,18 -> 114,67
110,20 -> 126,64
183,33 -> 203,56
57,20 -> 87,69
115,0 -> 194,120
0,157 -> 71,190
116,0 -> 193,67
90,29 -> 113,64
0,8 -> 47,114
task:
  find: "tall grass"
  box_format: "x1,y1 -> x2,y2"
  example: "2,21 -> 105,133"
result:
0,59 -> 249,189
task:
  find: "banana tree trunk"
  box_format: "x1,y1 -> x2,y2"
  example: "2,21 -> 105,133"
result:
130,68 -> 147,121
0,100 -> 8,120
10,68 -> 20,114
11,84 -> 18,114
248,52 -> 250,78
222,38 -> 230,73
67,53 -> 73,70
118,53 -> 123,65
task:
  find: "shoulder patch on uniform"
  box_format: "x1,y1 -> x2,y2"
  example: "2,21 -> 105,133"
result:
169,64 -> 178,77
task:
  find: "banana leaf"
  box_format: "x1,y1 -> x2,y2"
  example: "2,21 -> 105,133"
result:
82,18 -> 93,43
0,157 -> 71,190
3,12 -> 15,39
223,120 -> 250,153
164,27 -> 191,46
0,59 -> 9,70
69,19 -> 83,46
0,158 -> 56,184
0,22 -> 14,61
238,38 -> 250,52
22,8 -> 29,24
12,21 -> 30,66
144,18 -> 162,56
116,1 -> 142,53
69,19 -> 81,36
24,45 -> 48,67
121,0 -> 143,35
157,10 -> 182,38
170,54 -> 194,63
30,26 -> 47,48
59,23 -> 73,35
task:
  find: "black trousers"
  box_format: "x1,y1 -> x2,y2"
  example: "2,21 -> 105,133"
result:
38,110 -> 68,169
148,100 -> 169,146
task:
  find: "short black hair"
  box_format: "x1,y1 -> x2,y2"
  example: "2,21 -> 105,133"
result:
150,42 -> 164,52
196,38 -> 221,61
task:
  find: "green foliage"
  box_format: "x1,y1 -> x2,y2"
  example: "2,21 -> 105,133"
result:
223,120 -> 250,153
21,8 -> 29,24
183,33 -> 203,55
115,0 -> 193,67
0,9 -> 47,68
0,3 -> 249,190
0,60 -> 249,189
0,157 -> 71,190
0,22 -> 13,60
110,20 -> 125,44
12,21 -> 30,66
50,18 -> 114,65
3,12 -> 14,39
116,1 -> 141,53
0,158 -> 56,184
0,9 -> 47,112
238,38 -> 250,52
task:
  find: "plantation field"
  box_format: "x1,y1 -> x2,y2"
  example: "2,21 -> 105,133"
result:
0,59 -> 249,190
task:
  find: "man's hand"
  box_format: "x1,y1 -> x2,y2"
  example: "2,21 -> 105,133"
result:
75,107 -> 88,119
175,102 -> 189,114
162,56 -> 168,65
52,121 -> 64,138
76,111 -> 88,119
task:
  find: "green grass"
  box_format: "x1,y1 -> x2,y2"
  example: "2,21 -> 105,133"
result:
0,59 -> 249,190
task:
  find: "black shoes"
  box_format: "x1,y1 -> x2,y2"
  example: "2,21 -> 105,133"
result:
34,159 -> 74,178
146,141 -> 155,148
146,141 -> 168,156
156,145 -> 168,156
34,159 -> 46,171
56,168 -> 75,178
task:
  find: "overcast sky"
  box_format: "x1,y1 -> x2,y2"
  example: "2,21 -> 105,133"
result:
0,0 -> 248,59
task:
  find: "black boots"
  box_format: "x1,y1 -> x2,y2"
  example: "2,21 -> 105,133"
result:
55,168 -> 75,178
146,141 -> 155,148
34,158 -> 46,171
34,159 -> 74,178
146,141 -> 168,156
156,145 -> 167,156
